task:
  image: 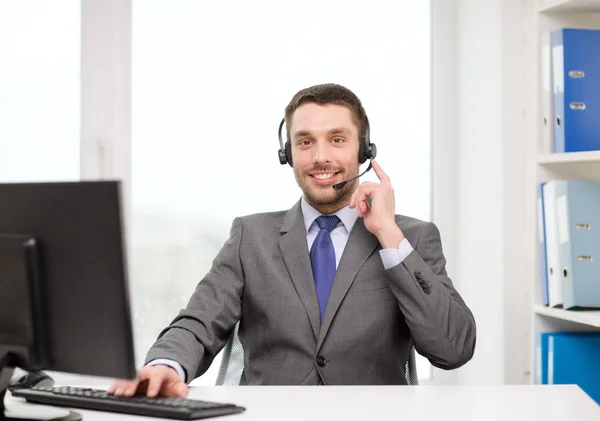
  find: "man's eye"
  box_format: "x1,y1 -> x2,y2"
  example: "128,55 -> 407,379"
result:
298,140 -> 311,146
332,138 -> 344,143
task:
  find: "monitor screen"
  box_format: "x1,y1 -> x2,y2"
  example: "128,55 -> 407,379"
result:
0,181 -> 136,380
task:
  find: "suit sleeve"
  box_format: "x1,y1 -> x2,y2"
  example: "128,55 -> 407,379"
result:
383,221 -> 476,370
144,218 -> 245,382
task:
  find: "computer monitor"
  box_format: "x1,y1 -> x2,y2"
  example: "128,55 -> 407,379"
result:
0,181 -> 136,420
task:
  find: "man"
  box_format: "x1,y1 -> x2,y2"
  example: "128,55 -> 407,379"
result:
110,83 -> 476,397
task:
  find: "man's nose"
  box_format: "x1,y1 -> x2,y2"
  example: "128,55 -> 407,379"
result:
312,141 -> 332,164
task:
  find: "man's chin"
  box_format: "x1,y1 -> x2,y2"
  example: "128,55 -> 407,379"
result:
304,188 -> 345,207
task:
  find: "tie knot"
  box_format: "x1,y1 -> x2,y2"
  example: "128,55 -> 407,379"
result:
315,215 -> 340,233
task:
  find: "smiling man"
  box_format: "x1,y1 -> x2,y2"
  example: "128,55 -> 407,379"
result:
110,83 -> 476,397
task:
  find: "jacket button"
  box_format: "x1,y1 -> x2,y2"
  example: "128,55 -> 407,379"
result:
316,356 -> 327,367
414,271 -> 422,279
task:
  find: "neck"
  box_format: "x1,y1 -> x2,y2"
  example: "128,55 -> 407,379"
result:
311,202 -> 346,215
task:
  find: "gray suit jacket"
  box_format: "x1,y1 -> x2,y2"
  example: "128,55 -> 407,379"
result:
145,200 -> 476,385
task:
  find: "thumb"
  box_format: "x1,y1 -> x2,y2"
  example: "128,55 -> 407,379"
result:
174,382 -> 189,397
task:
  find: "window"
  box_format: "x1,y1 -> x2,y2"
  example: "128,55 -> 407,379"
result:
0,1 -> 80,183
131,0 -> 431,384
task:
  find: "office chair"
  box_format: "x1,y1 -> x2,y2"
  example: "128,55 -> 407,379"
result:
215,321 -> 419,385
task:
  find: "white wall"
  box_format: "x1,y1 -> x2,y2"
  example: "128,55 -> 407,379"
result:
0,1 -> 81,182
129,0 -> 433,385
432,0 -> 535,385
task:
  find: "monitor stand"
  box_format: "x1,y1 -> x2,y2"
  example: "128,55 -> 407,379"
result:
1,355 -> 81,421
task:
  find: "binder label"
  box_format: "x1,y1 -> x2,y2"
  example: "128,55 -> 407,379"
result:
568,70 -> 585,78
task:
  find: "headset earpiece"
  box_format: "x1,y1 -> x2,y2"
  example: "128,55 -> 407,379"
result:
359,116 -> 377,163
358,136 -> 367,164
278,148 -> 288,166
277,118 -> 293,167
284,141 -> 293,167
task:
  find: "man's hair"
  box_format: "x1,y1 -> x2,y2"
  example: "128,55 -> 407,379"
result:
284,83 -> 367,141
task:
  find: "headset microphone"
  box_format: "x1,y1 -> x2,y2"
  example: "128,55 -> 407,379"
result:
332,161 -> 373,191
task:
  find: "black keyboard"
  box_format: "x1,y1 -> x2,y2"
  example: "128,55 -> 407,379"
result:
11,386 -> 246,420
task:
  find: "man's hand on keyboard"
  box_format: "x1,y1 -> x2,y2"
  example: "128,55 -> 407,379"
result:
107,365 -> 189,398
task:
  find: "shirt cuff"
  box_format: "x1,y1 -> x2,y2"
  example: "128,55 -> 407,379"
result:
145,359 -> 187,382
379,238 -> 414,269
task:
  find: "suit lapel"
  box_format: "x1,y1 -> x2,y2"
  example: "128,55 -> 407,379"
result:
278,201 -> 320,339
317,218 -> 379,350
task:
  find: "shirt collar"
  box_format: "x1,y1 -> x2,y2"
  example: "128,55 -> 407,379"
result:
301,196 -> 358,234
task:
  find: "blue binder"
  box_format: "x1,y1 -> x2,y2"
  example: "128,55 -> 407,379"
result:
552,28 -> 600,153
555,180 -> 600,309
539,332 -> 600,405
537,183 -> 549,306
535,333 -> 549,385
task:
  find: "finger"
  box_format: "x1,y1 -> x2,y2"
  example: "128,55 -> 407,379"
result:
351,185 -> 364,215
107,380 -> 121,394
360,196 -> 369,214
163,380 -> 188,398
350,179 -> 377,208
356,189 -> 371,217
358,193 -> 370,215
146,374 -> 163,398
112,380 -> 137,396
124,380 -> 141,397
107,381 -> 119,394
349,184 -> 361,208
371,160 -> 391,186
175,382 -> 189,397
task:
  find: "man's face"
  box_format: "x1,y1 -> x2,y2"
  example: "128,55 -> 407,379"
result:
289,103 -> 360,211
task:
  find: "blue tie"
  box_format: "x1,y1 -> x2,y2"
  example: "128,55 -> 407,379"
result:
310,215 -> 340,323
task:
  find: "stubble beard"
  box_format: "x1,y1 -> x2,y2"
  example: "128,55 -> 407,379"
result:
295,169 -> 359,214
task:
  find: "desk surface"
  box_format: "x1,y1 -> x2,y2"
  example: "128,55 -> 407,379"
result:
6,384 -> 600,421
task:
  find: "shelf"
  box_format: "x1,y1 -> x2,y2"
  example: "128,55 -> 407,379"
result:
535,304 -> 600,328
538,0 -> 600,13
537,151 -> 600,181
537,150 -> 600,164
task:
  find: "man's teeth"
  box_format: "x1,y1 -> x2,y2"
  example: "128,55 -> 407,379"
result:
314,173 -> 335,180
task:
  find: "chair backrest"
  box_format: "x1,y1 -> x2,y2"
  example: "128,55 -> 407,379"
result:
215,322 -> 419,385
215,322 -> 244,385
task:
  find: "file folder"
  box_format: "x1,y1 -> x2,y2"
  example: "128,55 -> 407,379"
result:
539,332 -> 600,405
542,181 -> 562,307
537,183 -> 549,306
552,28 -> 600,153
535,332 -> 549,385
556,180 -> 600,309
540,31 -> 553,153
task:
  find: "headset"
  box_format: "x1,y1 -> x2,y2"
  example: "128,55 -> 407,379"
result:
277,115 -> 377,167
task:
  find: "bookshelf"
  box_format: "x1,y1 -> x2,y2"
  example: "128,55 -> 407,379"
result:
535,305 -> 600,328
537,151 -> 600,181
538,0 -> 600,13
531,0 -> 600,382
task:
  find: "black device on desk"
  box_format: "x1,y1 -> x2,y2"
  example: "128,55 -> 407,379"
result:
0,181 -> 245,421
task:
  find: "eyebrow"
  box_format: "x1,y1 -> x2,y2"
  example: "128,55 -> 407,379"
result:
292,128 -> 351,139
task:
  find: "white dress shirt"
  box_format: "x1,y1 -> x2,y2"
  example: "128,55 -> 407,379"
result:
148,197 -> 414,382
300,197 -> 414,269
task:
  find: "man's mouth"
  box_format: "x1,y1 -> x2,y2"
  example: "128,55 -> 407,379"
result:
309,171 -> 340,185
312,172 -> 337,180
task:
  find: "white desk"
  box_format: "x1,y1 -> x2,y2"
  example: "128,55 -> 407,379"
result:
6,384 -> 600,421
